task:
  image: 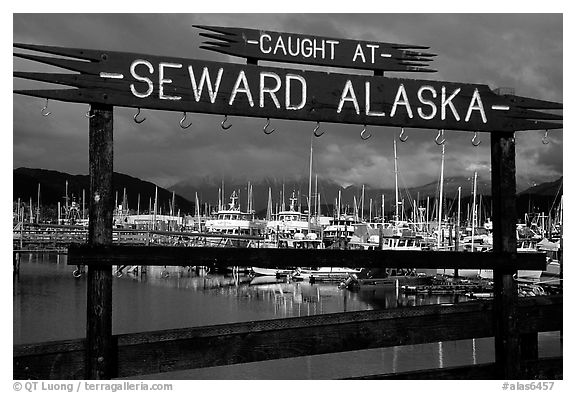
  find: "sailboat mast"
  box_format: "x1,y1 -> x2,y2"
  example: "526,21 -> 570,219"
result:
314,174 -> 318,220
361,184 -> 365,221
195,192 -> 201,231
36,183 -> 40,224
437,144 -> 445,249
266,187 -> 272,221
471,171 -> 477,252
456,186 -> 461,251
308,134 -> 313,232
425,196 -> 430,232
394,139 -> 399,222
338,190 -> 341,220
153,186 -> 158,231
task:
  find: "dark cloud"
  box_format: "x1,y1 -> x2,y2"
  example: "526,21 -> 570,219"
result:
13,14 -> 562,189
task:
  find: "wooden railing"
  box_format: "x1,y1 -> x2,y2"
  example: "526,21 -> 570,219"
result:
13,224 -> 266,250
14,293 -> 562,379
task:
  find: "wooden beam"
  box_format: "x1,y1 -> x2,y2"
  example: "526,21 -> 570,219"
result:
13,44 -> 562,133
14,296 -> 561,379
194,25 -> 437,73
491,131 -> 520,379
67,245 -> 546,271
86,103 -> 115,379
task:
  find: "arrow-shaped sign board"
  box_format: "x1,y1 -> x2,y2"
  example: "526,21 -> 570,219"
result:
195,25 -> 437,73
13,43 -> 562,133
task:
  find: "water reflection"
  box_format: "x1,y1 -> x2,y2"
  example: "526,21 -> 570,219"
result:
13,254 -> 562,379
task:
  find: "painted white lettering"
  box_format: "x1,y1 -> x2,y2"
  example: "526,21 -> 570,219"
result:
229,71 -> 254,107
260,72 -> 281,109
313,39 -> 325,59
366,44 -> 379,64
365,82 -> 385,117
260,34 -> 272,54
417,86 -> 438,120
352,44 -> 366,63
188,66 -> 223,103
337,80 -> 360,114
390,84 -> 413,118
130,59 -> 154,98
285,74 -> 307,110
287,36 -> 300,57
274,36 -> 287,56
465,89 -> 487,123
326,40 -> 339,60
159,62 -> 182,100
301,38 -> 313,58
441,87 -> 461,121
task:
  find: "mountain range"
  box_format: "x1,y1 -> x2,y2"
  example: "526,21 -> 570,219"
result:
13,168 -> 562,218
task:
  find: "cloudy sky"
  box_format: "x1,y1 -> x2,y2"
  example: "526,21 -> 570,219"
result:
12,13 -> 563,191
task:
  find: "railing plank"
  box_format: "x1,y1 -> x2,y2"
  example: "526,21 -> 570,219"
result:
67,245 -> 546,270
13,296 -> 562,379
349,357 -> 563,380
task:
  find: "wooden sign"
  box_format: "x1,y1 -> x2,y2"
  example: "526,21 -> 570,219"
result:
13,43 -> 562,132
195,25 -> 437,73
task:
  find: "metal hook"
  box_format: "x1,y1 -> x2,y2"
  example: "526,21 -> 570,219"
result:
85,105 -> 95,119
360,125 -> 372,140
399,127 -> 408,142
180,112 -> 192,129
221,115 -> 232,130
435,129 -> 446,145
471,131 -> 482,146
313,122 -> 324,137
41,99 -> 51,116
263,118 -> 275,135
133,108 -> 146,124
542,130 -> 550,145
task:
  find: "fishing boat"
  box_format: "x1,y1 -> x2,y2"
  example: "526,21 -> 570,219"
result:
322,215 -> 362,247
204,191 -> 265,246
266,192 -> 321,239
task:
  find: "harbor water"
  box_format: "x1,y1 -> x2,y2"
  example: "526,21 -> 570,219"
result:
13,253 -> 562,379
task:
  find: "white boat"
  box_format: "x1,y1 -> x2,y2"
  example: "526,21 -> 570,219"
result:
251,266 -> 294,277
266,192 -> 321,238
291,266 -> 363,282
322,215 -> 362,246
440,241 -> 546,279
204,191 -> 265,245
278,237 -> 324,249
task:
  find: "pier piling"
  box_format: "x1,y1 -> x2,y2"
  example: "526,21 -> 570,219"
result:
491,131 -> 520,379
86,103 -> 115,379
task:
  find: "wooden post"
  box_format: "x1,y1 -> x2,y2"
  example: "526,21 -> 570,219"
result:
491,131 -> 520,379
86,103 -> 115,379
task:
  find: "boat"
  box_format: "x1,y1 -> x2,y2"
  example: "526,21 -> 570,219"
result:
251,266 -> 295,277
266,192 -> 321,239
322,215 -> 362,247
278,237 -> 324,249
204,190 -> 266,246
291,266 -> 363,282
